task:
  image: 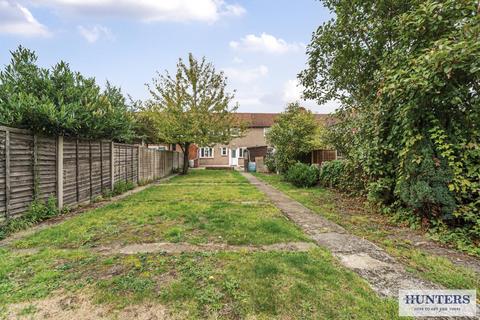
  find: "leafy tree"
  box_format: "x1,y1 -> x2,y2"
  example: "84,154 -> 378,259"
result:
266,103 -> 318,173
144,53 -> 242,174
301,0 -> 480,251
0,46 -> 135,141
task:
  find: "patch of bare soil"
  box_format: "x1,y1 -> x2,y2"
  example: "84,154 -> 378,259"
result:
5,294 -> 170,320
329,192 -> 480,274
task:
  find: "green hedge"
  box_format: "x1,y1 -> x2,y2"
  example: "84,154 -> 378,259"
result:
318,160 -> 367,194
285,163 -> 320,188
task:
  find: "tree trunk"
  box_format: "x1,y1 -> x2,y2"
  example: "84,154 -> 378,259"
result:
182,143 -> 190,175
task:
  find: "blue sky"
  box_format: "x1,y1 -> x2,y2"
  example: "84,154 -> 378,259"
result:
0,0 -> 338,113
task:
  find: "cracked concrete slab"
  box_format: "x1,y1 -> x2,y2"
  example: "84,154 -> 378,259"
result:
242,173 -> 443,299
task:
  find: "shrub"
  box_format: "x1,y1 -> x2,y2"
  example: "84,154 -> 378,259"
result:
0,196 -> 62,240
112,181 -> 136,196
318,160 -> 367,194
285,163 -> 319,188
264,152 -> 277,173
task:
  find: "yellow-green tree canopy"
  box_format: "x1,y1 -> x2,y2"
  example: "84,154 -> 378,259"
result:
143,53 -> 243,173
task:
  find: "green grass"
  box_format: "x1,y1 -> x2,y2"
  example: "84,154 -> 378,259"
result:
12,170 -> 308,249
0,247 -> 401,319
0,170 -> 413,318
253,173 -> 480,292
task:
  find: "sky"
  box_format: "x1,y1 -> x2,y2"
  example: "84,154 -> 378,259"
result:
0,0 -> 338,114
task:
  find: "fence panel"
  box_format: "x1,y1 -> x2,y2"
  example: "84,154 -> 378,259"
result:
311,149 -> 337,166
0,125 -> 182,223
37,135 -> 57,202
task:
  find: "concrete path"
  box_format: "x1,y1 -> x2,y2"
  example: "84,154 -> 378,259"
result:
242,172 -> 440,298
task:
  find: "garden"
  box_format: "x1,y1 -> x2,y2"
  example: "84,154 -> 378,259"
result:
0,170 -> 402,319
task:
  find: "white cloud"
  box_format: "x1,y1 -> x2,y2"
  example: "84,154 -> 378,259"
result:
37,0 -> 245,23
283,79 -> 304,103
282,78 -> 339,113
229,33 -> 303,54
77,25 -> 114,43
223,65 -> 268,83
0,0 -> 49,36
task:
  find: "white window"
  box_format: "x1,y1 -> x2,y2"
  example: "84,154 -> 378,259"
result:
263,127 -> 271,137
335,150 -> 344,160
238,147 -> 246,158
199,147 -> 214,158
220,147 -> 228,156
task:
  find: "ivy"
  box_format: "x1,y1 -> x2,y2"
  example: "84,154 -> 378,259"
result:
302,0 -> 480,251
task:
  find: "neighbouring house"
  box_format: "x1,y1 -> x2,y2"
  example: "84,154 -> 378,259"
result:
195,113 -> 332,168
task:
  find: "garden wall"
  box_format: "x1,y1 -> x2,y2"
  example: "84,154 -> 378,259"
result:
0,125 -> 183,222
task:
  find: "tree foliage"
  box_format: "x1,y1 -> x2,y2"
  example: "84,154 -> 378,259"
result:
0,46 -> 135,141
301,0 -> 480,251
266,103 -> 319,173
143,53 -> 242,174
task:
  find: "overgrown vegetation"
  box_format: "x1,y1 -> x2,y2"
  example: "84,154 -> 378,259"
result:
301,0 -> 480,249
0,197 -> 64,240
318,160 -> 367,195
0,46 -> 136,141
285,163 -> 319,188
112,181 -> 136,196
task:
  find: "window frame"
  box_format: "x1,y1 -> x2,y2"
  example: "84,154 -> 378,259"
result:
238,147 -> 246,158
220,147 -> 228,156
263,127 -> 271,137
199,147 -> 214,158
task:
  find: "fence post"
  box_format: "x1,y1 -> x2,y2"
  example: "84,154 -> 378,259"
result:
137,145 -> 141,183
5,130 -> 10,219
110,141 -> 115,190
56,136 -> 63,210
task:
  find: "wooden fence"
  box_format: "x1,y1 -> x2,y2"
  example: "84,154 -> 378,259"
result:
311,149 -> 338,166
0,125 -> 183,223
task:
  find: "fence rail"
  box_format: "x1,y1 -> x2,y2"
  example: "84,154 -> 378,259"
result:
0,125 -> 183,223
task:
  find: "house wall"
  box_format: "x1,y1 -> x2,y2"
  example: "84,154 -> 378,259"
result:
198,127 -> 268,167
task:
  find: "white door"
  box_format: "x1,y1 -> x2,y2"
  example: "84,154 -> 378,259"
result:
230,148 -> 238,166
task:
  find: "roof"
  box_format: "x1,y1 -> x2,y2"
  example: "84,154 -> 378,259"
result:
234,112 -> 332,128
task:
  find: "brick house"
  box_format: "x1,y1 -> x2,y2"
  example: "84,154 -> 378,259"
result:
196,113 -> 330,168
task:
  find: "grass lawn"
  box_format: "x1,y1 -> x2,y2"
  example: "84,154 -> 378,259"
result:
253,173 -> 480,293
0,170 -> 403,319
12,170 -> 306,249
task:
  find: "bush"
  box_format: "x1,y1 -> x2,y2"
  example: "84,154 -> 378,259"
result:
112,181 -> 136,196
264,152 -> 277,173
318,160 -> 367,194
0,196 -> 62,240
285,163 -> 319,188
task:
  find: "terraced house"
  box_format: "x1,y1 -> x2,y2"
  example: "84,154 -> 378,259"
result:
196,112 -> 330,168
